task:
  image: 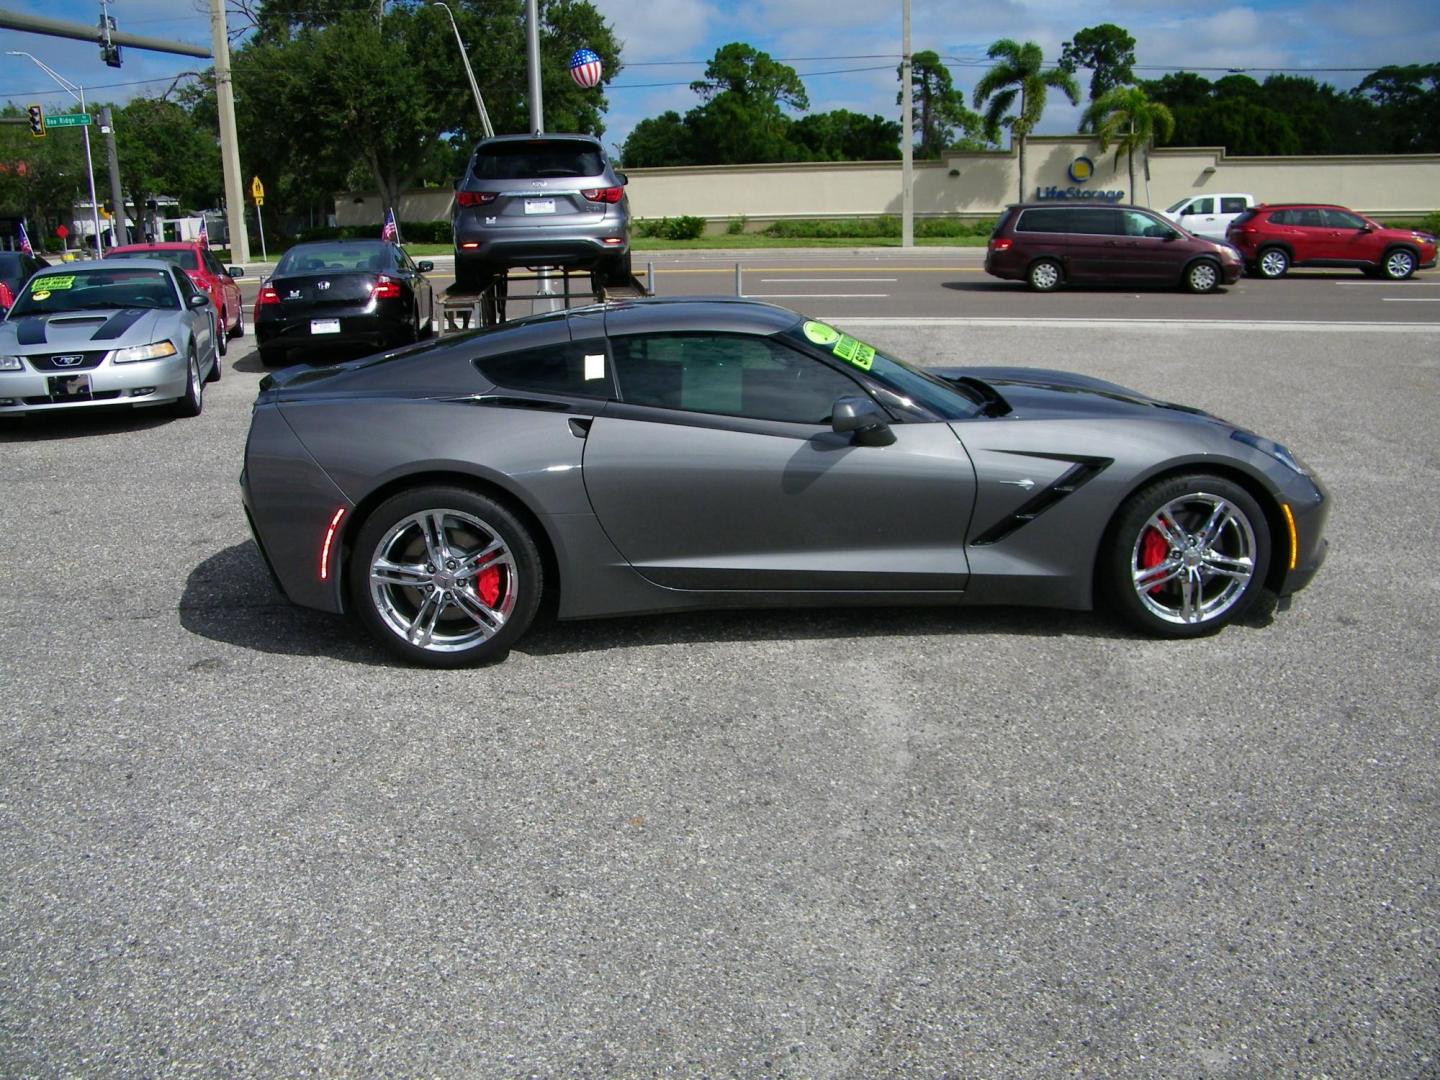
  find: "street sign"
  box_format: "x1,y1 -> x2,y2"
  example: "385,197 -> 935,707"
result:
47,113 -> 93,128
250,175 -> 264,200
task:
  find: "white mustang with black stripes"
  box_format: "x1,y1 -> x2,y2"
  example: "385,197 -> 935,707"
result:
0,258 -> 221,418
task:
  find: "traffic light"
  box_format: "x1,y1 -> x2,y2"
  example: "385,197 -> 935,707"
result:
27,104 -> 45,138
99,15 -> 122,68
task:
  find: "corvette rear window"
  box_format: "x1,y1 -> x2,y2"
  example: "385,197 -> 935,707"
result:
474,343 -> 612,399
471,141 -> 605,180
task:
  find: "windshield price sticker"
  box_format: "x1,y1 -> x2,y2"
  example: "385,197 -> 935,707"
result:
33,276 -> 76,291
803,319 -> 876,370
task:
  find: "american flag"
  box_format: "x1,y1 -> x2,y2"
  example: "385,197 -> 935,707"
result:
18,221 -> 34,255
568,48 -> 603,88
197,217 -> 209,248
381,207 -> 399,243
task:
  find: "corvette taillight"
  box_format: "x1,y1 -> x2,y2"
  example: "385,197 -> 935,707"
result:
456,190 -> 497,207
256,283 -> 280,307
371,275 -> 403,300
581,186 -> 624,204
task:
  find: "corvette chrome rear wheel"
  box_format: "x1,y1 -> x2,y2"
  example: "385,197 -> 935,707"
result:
350,487 -> 542,666
1104,475 -> 1271,637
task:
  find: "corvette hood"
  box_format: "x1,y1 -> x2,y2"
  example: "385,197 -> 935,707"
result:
0,310 -> 165,353
937,365 -> 1227,426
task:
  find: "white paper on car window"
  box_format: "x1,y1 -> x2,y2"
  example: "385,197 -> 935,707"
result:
584,353 -> 605,380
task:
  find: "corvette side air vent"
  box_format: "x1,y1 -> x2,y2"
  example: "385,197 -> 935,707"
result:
971,455 -> 1112,546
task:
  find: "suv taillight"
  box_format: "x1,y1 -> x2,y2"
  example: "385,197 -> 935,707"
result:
256,283 -> 280,307
371,275 -> 403,300
456,191 -> 497,208
990,238 -> 1013,251
581,186 -> 624,204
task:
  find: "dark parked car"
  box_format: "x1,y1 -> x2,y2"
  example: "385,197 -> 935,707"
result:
242,298 -> 1328,667
452,133 -> 631,291
1226,204 -> 1438,280
985,203 -> 1244,293
254,239 -> 435,366
0,249 -> 51,316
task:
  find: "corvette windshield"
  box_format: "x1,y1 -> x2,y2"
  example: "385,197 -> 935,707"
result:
9,268 -> 179,316
781,322 -> 985,420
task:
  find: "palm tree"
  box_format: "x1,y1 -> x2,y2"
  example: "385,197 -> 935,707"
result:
1082,85 -> 1176,205
972,39 -> 1081,203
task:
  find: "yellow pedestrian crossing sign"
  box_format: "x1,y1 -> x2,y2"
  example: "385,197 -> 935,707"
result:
250,176 -> 265,205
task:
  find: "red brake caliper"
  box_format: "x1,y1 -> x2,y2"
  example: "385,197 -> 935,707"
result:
476,565 -> 502,607
1140,527 -> 1169,594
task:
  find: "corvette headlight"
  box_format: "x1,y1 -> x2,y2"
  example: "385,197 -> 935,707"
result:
106,340 -> 178,365
0,355 -> 23,372
1232,429 -> 1311,476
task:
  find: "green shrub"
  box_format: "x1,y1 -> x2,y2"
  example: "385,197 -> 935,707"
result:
726,216 -> 748,235
636,216 -> 707,240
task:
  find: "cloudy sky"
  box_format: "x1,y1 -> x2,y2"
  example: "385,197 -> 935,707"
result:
4,0 -> 1438,156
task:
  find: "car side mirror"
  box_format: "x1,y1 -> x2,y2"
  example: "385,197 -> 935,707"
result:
831,395 -> 895,446
188,293 -> 210,308
1359,224 -> 1374,233
227,266 -> 245,278
417,260 -> 434,273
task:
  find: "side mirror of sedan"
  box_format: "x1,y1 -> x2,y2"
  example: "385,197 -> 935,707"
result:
187,293 -> 211,308
831,395 -> 896,446
416,260 -> 434,273
227,266 -> 245,278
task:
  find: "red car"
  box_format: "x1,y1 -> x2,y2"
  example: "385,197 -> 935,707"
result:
104,242 -> 247,353
1227,204 -> 1438,281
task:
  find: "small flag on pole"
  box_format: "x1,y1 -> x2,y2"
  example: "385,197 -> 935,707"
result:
197,217 -> 209,248
381,207 -> 399,243
18,221 -> 34,255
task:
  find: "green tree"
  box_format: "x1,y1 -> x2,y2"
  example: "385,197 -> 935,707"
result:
113,96 -> 222,234
0,104 -> 87,247
790,110 -> 901,161
684,43 -> 810,165
1353,63 -> 1440,152
690,42 -> 808,110
1081,85 -> 1174,204
1060,24 -> 1137,102
619,111 -> 695,167
973,39 -> 1080,202
899,51 -> 987,157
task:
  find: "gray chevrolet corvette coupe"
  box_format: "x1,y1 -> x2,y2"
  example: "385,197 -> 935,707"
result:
241,298 -> 1328,666
0,259 -> 221,417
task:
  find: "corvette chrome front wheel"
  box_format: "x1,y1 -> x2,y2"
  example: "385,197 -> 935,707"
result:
350,487 -> 542,666
1105,475 -> 1271,637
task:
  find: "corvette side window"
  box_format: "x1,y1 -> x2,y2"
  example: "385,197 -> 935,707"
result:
611,333 -> 860,424
474,343 -> 613,400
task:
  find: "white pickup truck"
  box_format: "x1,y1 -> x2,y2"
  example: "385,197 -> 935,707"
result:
1161,193 -> 1256,240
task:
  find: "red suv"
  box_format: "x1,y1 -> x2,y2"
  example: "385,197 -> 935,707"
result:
104,242 -> 247,353
1227,204 -> 1438,281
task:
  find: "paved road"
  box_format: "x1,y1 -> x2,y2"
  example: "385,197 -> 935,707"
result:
1,289 -> 1437,1075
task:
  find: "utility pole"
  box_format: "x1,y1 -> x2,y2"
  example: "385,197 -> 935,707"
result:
901,0 -> 913,248
98,106 -> 128,246
525,0 -> 543,134
209,0 -> 249,263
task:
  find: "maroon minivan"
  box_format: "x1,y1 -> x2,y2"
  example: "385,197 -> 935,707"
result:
985,203 -> 1244,293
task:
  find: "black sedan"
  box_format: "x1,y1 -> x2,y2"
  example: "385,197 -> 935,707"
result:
255,239 -> 435,366
241,298 -> 1329,667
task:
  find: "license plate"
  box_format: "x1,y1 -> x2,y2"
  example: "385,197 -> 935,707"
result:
48,373 -> 92,400
524,199 -> 556,215
310,319 -> 341,335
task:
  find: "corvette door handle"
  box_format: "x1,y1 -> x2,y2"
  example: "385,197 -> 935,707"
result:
568,417 -> 593,439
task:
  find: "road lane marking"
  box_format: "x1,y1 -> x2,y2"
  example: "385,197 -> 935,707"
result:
1381,297 -> 1440,302
747,293 -> 891,299
759,277 -> 898,283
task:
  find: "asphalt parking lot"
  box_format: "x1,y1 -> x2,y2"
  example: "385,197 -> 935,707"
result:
2,286 -> 1437,1075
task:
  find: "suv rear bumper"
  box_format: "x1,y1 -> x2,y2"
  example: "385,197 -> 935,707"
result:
453,220 -> 629,271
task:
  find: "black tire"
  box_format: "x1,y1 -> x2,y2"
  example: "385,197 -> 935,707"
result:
349,486 -> 543,667
173,347 -> 204,418
1183,259 -> 1221,294
1027,258 -> 1062,292
206,350 -> 222,383
215,313 -> 228,357
1256,247 -> 1289,279
1380,247 -> 1416,281
229,303 -> 245,339
1101,473 -> 1271,638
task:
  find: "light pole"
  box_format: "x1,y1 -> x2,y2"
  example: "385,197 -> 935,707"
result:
432,2 -> 493,138
8,51 -> 104,256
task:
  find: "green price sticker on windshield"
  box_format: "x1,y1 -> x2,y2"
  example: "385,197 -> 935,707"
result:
33,276 -> 75,291
804,319 -> 876,370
